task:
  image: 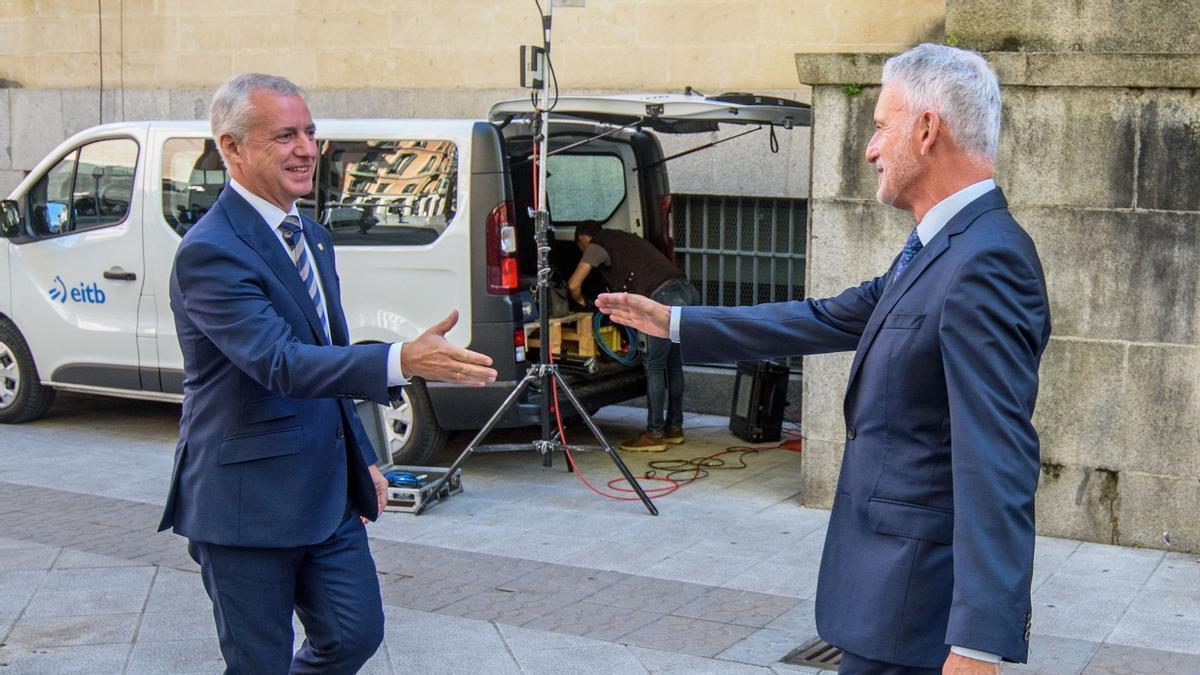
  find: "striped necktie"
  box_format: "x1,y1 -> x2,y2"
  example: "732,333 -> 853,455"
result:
892,228 -> 924,281
278,215 -> 330,342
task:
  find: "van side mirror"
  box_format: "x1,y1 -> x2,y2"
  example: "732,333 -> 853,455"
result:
0,200 -> 20,238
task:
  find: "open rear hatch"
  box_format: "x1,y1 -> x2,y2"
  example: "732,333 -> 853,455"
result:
489,92 -> 811,133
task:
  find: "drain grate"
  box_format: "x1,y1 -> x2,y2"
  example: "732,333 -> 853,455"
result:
781,638 -> 843,670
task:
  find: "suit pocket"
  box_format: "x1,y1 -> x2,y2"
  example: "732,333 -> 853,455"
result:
242,396 -> 297,425
881,312 -> 924,330
219,427 -> 302,465
867,497 -> 954,545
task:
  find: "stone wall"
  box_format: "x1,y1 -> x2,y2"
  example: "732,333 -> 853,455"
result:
794,1 -> 1200,552
0,0 -> 943,91
0,0 -> 947,196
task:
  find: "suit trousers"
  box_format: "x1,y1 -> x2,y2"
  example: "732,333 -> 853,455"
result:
838,651 -> 942,675
188,508 -> 384,675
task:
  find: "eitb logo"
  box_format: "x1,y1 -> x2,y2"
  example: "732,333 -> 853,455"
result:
48,276 -> 106,304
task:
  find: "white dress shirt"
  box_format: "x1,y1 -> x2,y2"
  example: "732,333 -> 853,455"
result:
667,178 -> 1003,664
228,180 -> 408,386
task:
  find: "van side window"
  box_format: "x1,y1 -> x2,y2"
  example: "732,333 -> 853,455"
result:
308,139 -> 458,246
27,152 -> 77,237
26,138 -> 138,238
162,138 -> 228,237
545,153 -> 625,224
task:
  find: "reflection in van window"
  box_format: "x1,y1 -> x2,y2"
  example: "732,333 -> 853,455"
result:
26,138 -> 138,238
27,152 -> 77,237
545,154 -> 625,224
162,138 -> 228,236
76,140 -> 138,231
310,139 -> 458,247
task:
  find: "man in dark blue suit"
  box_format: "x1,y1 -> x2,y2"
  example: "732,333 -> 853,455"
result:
599,44 -> 1049,675
158,73 -> 497,674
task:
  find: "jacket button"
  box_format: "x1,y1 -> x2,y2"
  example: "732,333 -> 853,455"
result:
336,428 -> 344,439
846,426 -> 856,440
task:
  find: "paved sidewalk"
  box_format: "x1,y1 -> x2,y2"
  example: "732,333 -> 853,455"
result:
0,394 -> 1198,674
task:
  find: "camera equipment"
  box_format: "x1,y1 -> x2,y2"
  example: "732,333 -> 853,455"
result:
418,0 -> 657,515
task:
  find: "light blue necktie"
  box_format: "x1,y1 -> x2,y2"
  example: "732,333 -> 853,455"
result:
893,228 -> 923,281
278,215 -> 330,342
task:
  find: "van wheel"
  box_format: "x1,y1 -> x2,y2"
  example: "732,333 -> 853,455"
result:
381,378 -> 446,466
0,320 -> 56,424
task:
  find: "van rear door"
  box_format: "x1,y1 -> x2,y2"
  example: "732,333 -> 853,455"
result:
489,92 -> 811,132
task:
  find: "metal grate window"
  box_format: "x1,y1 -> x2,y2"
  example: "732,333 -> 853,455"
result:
672,194 -> 807,308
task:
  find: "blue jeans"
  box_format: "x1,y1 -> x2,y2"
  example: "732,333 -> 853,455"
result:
644,278 -> 700,434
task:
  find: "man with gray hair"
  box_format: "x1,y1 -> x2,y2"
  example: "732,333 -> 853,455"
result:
598,44 -> 1049,674
159,73 -> 497,673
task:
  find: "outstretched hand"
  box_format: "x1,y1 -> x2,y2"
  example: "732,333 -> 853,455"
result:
400,310 -> 498,386
595,292 -> 671,338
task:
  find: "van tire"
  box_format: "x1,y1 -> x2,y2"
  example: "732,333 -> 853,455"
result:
381,378 -> 446,466
0,319 -> 56,424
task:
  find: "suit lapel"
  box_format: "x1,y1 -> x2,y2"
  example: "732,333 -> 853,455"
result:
219,188 -> 329,345
844,188 -> 1010,392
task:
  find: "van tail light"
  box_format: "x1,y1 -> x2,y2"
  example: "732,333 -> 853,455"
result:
487,200 -> 519,295
513,328 -> 527,363
658,194 -> 676,263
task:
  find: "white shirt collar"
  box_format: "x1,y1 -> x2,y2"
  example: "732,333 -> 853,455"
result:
915,178 -> 996,245
227,178 -> 300,231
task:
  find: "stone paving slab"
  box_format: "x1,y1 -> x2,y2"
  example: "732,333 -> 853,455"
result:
5,613 -> 140,648
523,599 -> 662,641
437,586 -> 582,625
381,606 -> 522,675
22,567 -> 156,618
2,400 -> 1200,673
620,614 -> 759,657
629,645 -> 783,674
719,627 -> 806,667
0,570 -> 47,617
674,587 -> 797,628
1031,569 -> 1143,642
0,542 -> 59,572
3,475 -> 1200,672
1106,586 -> 1200,654
0,643 -> 131,674
513,641 -> 652,675
1004,634 -> 1101,674
1079,643 -> 1200,674
1146,551 -> 1200,590
584,573 -> 714,614
135,610 -> 219,643
124,639 -> 225,675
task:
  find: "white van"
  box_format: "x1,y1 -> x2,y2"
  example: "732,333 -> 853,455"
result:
0,93 -> 809,464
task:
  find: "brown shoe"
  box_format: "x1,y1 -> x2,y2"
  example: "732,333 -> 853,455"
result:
662,426 -> 684,445
619,432 -> 668,452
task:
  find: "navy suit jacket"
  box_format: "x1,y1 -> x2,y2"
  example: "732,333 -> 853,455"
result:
158,187 -> 393,548
680,189 -> 1049,666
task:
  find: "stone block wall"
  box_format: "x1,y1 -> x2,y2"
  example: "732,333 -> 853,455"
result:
794,0 -> 1200,552
0,0 -> 944,91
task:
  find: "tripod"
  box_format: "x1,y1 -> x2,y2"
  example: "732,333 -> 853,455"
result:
416,1 -> 657,516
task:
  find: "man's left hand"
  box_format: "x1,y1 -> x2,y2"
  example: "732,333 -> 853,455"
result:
362,465 -> 389,524
943,653 -> 999,675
